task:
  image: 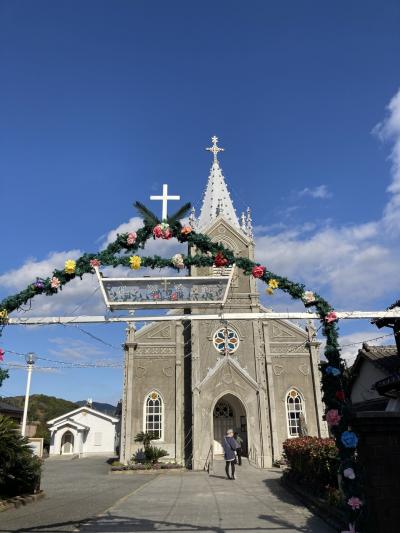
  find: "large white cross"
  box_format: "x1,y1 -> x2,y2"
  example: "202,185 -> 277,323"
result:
150,184 -> 180,221
206,135 -> 224,164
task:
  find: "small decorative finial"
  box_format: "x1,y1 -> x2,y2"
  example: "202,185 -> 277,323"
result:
206,136 -> 224,165
240,212 -> 247,234
246,207 -> 253,239
189,206 -> 197,229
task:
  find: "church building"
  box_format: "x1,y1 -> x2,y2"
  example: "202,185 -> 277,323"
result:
119,137 -> 328,469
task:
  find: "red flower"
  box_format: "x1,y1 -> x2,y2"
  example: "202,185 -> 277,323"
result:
336,390 -> 345,402
162,228 -> 172,240
0,348 -> 4,361
252,265 -> 266,278
325,311 -> 338,324
90,259 -> 101,268
214,252 -> 228,267
153,225 -> 164,238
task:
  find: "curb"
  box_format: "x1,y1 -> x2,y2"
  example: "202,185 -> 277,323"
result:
109,468 -> 186,475
281,476 -> 346,531
0,491 -> 45,513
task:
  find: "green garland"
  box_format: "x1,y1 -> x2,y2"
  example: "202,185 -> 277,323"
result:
0,215 -> 365,531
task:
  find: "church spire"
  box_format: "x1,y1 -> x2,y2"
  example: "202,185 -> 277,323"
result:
198,136 -> 240,230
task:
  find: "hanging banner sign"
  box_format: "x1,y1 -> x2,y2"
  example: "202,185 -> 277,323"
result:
95,267 -> 235,310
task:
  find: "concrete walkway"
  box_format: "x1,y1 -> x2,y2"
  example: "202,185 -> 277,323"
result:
0,456 -> 155,532
80,461 -> 335,533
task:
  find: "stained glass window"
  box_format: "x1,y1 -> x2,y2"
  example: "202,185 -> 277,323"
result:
213,327 -> 240,354
286,389 -> 304,437
145,391 -> 163,440
214,400 -> 234,418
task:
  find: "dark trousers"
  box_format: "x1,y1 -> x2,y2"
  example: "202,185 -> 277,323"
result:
225,460 -> 235,479
236,448 -> 242,466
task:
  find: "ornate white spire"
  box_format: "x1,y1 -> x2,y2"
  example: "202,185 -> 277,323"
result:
198,136 -> 240,230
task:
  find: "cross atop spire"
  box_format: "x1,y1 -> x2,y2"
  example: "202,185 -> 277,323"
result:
206,136 -> 224,164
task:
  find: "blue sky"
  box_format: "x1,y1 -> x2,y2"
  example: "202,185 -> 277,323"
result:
1,1 -> 400,404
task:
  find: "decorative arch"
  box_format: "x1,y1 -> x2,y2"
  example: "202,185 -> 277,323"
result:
0,204 -> 362,528
285,388 -> 306,438
143,390 -> 164,441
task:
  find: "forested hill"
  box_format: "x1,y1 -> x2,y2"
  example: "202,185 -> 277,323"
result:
76,400 -> 117,416
4,394 -> 79,422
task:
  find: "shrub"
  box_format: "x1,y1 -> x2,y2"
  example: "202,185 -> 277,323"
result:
132,448 -> 147,464
0,416 -> 42,498
282,436 -> 339,497
145,446 -> 168,464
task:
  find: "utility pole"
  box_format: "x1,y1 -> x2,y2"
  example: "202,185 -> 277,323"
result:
21,352 -> 36,437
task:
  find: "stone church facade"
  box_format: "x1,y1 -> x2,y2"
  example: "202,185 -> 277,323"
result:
119,138 -> 328,469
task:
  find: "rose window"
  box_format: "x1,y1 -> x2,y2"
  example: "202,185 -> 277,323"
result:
213,327 -> 239,354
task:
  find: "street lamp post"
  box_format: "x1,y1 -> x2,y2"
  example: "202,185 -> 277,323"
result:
21,352 -> 37,437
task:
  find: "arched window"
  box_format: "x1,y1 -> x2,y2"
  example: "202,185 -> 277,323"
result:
286,389 -> 304,437
144,391 -> 163,440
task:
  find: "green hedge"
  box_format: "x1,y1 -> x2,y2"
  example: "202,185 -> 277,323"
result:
283,436 -> 339,497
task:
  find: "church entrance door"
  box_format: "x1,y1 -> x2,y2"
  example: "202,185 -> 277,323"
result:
213,394 -> 247,457
61,431 -> 74,455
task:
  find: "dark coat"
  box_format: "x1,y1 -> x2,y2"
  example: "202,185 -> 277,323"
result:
222,436 -> 238,461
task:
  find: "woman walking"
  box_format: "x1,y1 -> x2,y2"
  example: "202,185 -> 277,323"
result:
222,429 -> 239,480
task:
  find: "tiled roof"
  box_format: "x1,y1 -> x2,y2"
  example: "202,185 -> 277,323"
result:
0,400 -> 23,414
357,343 -> 399,374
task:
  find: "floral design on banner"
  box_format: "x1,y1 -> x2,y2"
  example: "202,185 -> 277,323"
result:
252,265 -> 265,278
0,200 -> 364,531
302,290 -> 316,304
90,259 -> 101,268
325,366 -> 341,377
341,431 -> 358,449
64,259 -> 76,274
325,311 -> 338,323
129,256 -> 141,270
181,225 -> 192,236
214,252 -> 228,267
127,232 -> 137,245
347,497 -> 363,511
343,468 -> 356,480
34,278 -> 45,290
326,409 -> 342,427
171,254 -> 185,269
50,277 -> 61,289
336,390 -> 346,402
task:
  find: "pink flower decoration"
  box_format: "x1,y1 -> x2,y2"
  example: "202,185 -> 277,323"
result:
0,348 -> 4,361
127,232 -> 137,245
252,265 -> 266,278
347,497 -> 362,510
162,228 -> 172,240
343,467 -> 356,480
325,311 -> 338,324
342,524 -> 357,533
326,409 -> 342,427
153,225 -> 163,238
90,259 -> 101,268
50,276 -> 61,289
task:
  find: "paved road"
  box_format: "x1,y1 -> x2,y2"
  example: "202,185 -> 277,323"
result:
0,456 -> 155,533
80,460 -> 334,533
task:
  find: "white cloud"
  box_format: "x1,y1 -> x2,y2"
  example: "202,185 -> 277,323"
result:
338,330 -> 395,364
373,87 -> 400,234
299,184 -> 332,199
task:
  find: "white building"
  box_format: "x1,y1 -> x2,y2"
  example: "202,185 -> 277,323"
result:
48,406 -> 119,457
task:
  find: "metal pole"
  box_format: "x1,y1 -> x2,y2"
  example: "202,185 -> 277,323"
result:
21,353 -> 36,437
21,363 -> 33,436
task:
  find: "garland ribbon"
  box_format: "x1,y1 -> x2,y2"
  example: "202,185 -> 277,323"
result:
0,216 -> 364,530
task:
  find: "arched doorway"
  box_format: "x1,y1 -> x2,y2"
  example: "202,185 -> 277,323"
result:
60,430 -> 74,455
213,394 -> 247,456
